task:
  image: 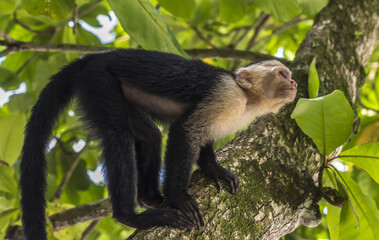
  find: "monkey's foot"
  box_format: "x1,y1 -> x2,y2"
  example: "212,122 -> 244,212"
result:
203,164 -> 240,195
167,193 -> 204,230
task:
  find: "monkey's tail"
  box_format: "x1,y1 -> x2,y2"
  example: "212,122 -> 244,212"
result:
20,60 -> 82,240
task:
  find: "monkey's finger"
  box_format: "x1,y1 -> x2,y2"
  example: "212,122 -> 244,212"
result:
184,201 -> 201,229
189,198 -> 204,227
180,203 -> 199,229
172,210 -> 197,230
214,178 -> 221,191
229,177 -> 239,195
234,176 -> 240,193
182,199 -> 203,229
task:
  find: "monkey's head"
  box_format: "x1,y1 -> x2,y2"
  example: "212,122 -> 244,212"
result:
236,60 -> 297,110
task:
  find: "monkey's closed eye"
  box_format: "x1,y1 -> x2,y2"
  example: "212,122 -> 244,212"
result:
278,70 -> 288,79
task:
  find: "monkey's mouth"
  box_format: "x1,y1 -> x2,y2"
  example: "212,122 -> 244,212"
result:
281,87 -> 297,91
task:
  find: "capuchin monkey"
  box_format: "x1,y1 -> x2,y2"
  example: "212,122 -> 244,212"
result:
20,49 -> 297,239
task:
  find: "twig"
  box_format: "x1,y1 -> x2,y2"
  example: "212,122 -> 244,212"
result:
253,16 -> 306,47
16,52 -> 42,74
50,140 -> 90,202
192,27 -> 217,49
357,97 -> 379,114
81,219 -> 101,240
0,40 -> 289,64
13,11 -> 54,36
0,30 -> 16,43
0,160 -> 9,166
73,4 -> 79,35
245,14 -> 271,51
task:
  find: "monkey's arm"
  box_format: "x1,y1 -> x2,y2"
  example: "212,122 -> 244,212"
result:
163,119 -> 205,229
198,143 -> 239,194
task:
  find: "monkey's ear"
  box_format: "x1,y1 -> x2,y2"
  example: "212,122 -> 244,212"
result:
236,69 -> 253,89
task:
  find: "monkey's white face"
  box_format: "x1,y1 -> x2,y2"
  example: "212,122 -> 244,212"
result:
236,60 -> 297,108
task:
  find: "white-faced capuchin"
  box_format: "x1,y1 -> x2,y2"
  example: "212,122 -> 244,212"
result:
20,49 -> 297,239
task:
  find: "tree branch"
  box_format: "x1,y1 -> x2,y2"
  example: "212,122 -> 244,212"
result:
50,140 -> 90,202
0,40 -> 288,63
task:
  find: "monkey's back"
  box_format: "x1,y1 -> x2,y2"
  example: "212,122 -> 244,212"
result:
85,49 -> 234,103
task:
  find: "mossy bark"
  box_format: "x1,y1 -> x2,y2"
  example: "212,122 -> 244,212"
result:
130,0 -> 379,239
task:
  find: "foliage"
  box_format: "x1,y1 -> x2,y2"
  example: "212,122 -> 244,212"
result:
0,0 -> 378,239
291,61 -> 379,240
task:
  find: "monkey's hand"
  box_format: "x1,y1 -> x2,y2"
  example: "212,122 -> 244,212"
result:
201,163 -> 240,195
168,193 -> 204,230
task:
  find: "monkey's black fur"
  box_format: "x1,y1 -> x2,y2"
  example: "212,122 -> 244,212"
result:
20,49 -> 240,239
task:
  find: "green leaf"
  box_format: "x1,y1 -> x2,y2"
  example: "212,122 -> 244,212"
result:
108,0 -> 188,57
291,90 -> 354,155
158,0 -> 196,19
21,0 -> 75,21
220,0 -> 246,23
188,0 -> 220,26
0,112 -> 26,165
0,165 -> 17,194
337,171 -> 379,239
255,0 -> 301,21
326,204 -> 341,240
297,0 -> 328,16
338,142 -> 379,183
308,57 -> 319,98
8,93 -> 34,113
0,67 -> 24,90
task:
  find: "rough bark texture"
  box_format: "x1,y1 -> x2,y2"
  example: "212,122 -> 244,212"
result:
129,0 -> 379,239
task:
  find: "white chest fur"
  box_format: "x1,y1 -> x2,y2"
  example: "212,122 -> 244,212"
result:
204,79 -> 270,140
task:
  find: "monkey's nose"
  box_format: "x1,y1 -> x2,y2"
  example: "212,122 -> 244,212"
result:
290,80 -> 298,88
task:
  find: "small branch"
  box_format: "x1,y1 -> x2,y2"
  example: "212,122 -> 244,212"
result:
50,199 -> 112,231
81,219 -> 101,240
13,11 -> 54,36
16,52 -> 42,75
50,140 -> 90,202
0,40 -> 289,64
0,160 -> 9,166
8,199 -> 112,239
0,30 -> 16,43
245,13 -> 270,51
191,27 -> 217,49
357,97 -> 379,113
186,48 -> 291,64
253,15 -> 306,47
73,4 -> 79,35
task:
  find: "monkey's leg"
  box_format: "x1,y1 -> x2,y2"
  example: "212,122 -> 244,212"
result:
163,120 -> 205,229
128,105 -> 164,208
76,76 -> 195,230
197,143 -> 240,194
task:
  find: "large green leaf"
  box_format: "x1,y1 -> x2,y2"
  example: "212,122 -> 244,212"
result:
158,0 -> 196,19
220,0 -> 246,23
108,0 -> 188,57
0,67 -> 24,91
326,204 -> 341,240
21,0 -> 75,21
187,0 -> 220,26
255,0 -> 301,21
291,90 -> 354,155
297,0 -> 329,16
0,112 -> 26,165
0,165 -> 17,194
308,57 -> 319,98
337,171 -> 379,239
338,142 -> 379,183
8,93 -> 34,113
